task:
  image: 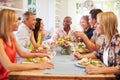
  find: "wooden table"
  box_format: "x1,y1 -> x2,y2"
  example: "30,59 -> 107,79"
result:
9,55 -> 116,80
9,70 -> 116,80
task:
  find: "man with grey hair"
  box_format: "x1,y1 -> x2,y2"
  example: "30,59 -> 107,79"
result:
15,11 -> 36,63
15,11 -> 36,52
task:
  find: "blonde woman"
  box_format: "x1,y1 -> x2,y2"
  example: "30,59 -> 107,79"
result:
0,9 -> 54,80
74,12 -> 120,79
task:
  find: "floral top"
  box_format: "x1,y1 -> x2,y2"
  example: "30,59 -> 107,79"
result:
94,34 -> 120,70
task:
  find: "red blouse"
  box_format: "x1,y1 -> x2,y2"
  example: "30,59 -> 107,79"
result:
0,39 -> 16,80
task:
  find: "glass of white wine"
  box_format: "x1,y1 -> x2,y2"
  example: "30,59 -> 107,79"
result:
48,49 -> 56,58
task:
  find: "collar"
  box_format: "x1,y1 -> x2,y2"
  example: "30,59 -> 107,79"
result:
22,23 -> 31,33
61,27 -> 71,35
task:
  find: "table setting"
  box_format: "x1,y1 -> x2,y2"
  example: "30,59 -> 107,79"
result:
9,47 -> 116,80
9,36 -> 116,80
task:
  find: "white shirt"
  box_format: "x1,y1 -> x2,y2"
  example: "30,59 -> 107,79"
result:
15,23 -> 32,63
15,23 -> 32,52
91,30 -> 104,46
103,48 -> 109,66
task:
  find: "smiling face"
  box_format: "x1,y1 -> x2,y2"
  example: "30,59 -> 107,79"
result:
97,12 -> 118,37
80,19 -> 90,30
63,16 -> 72,28
26,14 -> 36,30
23,12 -> 36,30
80,15 -> 90,31
0,9 -> 20,41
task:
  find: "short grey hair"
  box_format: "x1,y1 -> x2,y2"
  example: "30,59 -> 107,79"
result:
22,11 -> 35,22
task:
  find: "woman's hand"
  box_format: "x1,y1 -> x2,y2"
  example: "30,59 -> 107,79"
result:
38,53 -> 51,59
31,48 -> 47,53
74,31 -> 84,42
73,52 -> 83,59
37,62 -> 54,69
86,65 -> 103,74
41,31 -> 45,41
39,48 -> 48,53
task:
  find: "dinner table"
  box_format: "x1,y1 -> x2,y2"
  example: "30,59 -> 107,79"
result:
9,54 -> 116,80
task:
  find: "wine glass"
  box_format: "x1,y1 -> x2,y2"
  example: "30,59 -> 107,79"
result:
47,47 -> 56,58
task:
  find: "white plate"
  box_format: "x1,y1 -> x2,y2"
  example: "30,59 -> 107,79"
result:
75,60 -> 102,68
74,60 -> 86,68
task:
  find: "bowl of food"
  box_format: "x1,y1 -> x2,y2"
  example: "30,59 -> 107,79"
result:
75,48 -> 89,53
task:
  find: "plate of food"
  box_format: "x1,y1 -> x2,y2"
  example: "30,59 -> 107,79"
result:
75,48 -> 90,53
22,57 -> 50,64
75,58 -> 102,68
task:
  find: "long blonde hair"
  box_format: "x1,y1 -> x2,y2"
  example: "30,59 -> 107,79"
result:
0,9 -> 16,41
97,12 -> 118,44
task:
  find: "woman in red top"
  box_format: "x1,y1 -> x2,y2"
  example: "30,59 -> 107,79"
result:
0,9 -> 54,80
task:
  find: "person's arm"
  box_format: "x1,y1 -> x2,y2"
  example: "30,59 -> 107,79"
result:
74,31 -> 96,51
90,38 -> 100,51
74,52 -> 97,59
0,39 -> 54,72
15,39 -> 50,58
12,33 -> 49,58
86,50 -> 120,74
86,65 -> 120,74
86,35 -> 120,74
30,31 -> 40,49
41,31 -> 45,43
